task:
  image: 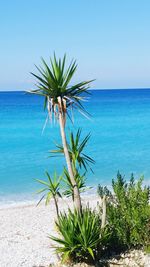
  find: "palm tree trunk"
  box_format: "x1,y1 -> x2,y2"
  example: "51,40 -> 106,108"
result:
101,195 -> 106,228
58,111 -> 82,212
53,196 -> 59,220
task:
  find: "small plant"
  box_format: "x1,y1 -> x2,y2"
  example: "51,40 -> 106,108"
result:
51,207 -> 105,263
97,184 -> 112,199
36,171 -> 62,219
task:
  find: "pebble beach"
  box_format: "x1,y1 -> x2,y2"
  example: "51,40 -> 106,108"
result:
0,196 -> 99,267
0,197 -> 150,267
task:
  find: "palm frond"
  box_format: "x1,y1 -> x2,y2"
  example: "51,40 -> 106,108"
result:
50,129 -> 95,172
29,53 -> 94,124
36,171 -> 62,206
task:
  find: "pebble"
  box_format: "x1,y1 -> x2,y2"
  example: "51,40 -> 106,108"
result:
51,249 -> 150,267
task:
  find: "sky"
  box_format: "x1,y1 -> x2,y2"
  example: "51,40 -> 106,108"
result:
0,0 -> 150,91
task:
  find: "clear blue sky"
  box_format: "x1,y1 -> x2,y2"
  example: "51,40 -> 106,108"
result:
0,0 -> 150,90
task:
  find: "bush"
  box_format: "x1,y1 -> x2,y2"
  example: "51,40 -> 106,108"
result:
105,172 -> 150,250
51,207 -> 110,263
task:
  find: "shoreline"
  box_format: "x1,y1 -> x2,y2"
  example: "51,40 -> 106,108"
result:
0,187 -> 99,210
0,193 -> 100,210
1,177 -> 150,210
0,199 -> 38,210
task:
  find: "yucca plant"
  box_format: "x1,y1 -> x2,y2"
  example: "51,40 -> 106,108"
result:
51,207 -> 101,263
29,54 -> 93,211
36,171 -> 62,219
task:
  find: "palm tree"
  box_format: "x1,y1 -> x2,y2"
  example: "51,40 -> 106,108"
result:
29,54 -> 93,211
36,171 -> 62,219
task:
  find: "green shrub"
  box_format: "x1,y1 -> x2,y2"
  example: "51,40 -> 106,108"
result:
104,172 -> 150,250
51,207 -> 110,263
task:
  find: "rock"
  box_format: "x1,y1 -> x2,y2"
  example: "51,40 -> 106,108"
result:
50,249 -> 149,267
145,254 -> 150,267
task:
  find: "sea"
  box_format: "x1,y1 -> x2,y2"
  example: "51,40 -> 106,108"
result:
0,89 -> 150,205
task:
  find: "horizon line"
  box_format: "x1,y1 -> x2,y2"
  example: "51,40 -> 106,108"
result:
0,87 -> 150,93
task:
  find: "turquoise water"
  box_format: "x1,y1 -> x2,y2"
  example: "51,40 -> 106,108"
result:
0,89 -> 150,203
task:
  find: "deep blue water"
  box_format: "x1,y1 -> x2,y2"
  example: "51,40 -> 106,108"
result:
0,89 -> 150,203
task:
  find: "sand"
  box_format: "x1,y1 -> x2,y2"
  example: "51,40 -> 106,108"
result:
0,196 -> 99,267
